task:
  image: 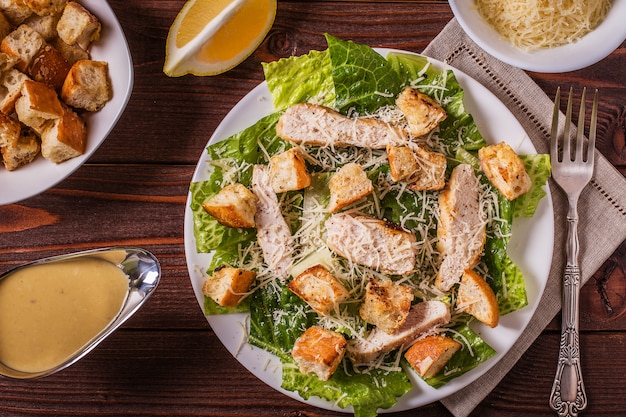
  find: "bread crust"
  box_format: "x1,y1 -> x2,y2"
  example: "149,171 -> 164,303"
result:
404,335 -> 462,378
292,326 -> 347,381
456,269 -> 500,328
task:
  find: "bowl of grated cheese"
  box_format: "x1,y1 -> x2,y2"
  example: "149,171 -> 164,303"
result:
449,0 -> 626,73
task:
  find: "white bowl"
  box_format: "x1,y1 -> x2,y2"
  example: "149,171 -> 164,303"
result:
449,0 -> 626,72
0,0 -> 133,206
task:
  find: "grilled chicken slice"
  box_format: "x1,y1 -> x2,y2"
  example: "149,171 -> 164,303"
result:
347,300 -> 451,365
325,213 -> 417,275
251,165 -> 293,280
435,164 -> 486,292
276,103 -> 408,149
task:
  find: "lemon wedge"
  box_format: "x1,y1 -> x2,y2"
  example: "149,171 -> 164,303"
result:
164,0 -> 277,77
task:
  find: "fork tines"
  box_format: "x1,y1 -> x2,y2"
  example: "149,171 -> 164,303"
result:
551,86 -> 598,164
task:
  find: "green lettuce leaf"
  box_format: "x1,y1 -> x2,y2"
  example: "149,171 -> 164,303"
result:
263,49 -> 335,110
514,154 -> 552,218
325,34 -> 403,114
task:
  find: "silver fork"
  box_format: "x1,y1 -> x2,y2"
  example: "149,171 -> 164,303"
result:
549,87 -> 597,417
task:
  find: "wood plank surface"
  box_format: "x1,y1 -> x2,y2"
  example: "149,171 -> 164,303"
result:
1,1 -> 625,416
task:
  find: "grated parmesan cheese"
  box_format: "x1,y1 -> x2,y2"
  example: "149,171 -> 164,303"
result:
475,0 -> 612,51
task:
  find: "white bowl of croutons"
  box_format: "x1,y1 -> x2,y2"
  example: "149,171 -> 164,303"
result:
0,0 -> 133,205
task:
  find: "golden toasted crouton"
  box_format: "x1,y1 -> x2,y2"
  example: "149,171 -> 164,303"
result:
202,265 -> 256,308
23,0 -> 66,16
50,36 -> 89,65
327,162 -> 373,213
0,11 -> 12,40
288,264 -> 349,316
201,183 -> 257,229
56,1 -> 100,50
39,103 -> 85,163
268,147 -> 311,193
28,44 -> 71,91
0,0 -> 33,26
1,124 -> 39,170
405,335 -> 462,378
0,68 -> 31,114
456,269 -> 500,328
24,12 -> 61,41
292,326 -> 346,381
396,87 -> 447,137
0,24 -> 46,72
15,79 -> 63,133
359,277 -> 414,334
478,142 -> 531,200
0,111 -> 20,148
61,59 -> 110,111
387,144 -> 447,191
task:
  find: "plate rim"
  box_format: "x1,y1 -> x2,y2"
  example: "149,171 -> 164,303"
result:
183,48 -> 554,413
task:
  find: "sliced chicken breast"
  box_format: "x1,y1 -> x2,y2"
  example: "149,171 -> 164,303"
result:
435,164 -> 486,292
251,165 -> 293,280
276,103 -> 408,149
325,213 -> 417,275
347,300 -> 451,365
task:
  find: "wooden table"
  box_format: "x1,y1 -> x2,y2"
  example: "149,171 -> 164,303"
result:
1,1 -> 625,416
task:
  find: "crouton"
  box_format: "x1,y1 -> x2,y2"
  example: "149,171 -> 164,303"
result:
202,265 -> 256,308
456,269 -> 500,328
359,277 -> 414,334
0,0 -> 33,26
61,59 -> 110,111
23,0 -> 66,16
15,79 -> 63,133
56,1 -> 100,50
478,142 -> 532,200
0,111 -> 20,147
292,326 -> 347,381
387,144 -> 447,191
28,43 -> 71,91
201,183 -> 257,229
0,11 -> 12,40
404,335 -> 462,378
50,36 -> 89,65
39,103 -> 85,163
0,68 -> 30,114
0,24 -> 46,72
268,147 -> 311,193
24,12 -> 61,41
327,162 -> 373,213
396,87 -> 447,137
288,264 -> 349,316
1,124 -> 39,170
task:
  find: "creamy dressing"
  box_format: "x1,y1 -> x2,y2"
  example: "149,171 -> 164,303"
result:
0,257 -> 129,373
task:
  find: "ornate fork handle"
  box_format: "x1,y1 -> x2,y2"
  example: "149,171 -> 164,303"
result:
549,207 -> 588,417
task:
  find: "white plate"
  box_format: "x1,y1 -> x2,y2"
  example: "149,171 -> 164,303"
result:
449,0 -> 626,73
184,50 -> 554,413
0,0 -> 133,206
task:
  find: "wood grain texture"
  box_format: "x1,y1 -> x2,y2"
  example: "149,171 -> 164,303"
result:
1,1 -> 625,416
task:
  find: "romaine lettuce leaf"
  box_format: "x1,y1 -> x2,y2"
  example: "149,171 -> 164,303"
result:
263,49 -> 335,110
514,154 -> 551,218
325,34 -> 403,114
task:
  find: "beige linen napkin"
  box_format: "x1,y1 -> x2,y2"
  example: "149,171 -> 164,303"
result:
422,19 -> 626,417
